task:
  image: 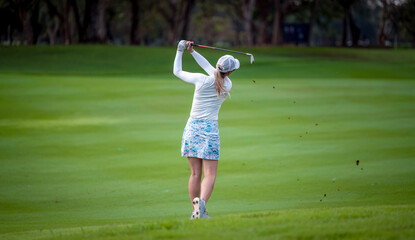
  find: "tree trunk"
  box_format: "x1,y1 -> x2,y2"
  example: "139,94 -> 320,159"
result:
82,0 -> 93,42
89,0 -> 106,43
157,0 -> 185,45
171,0 -> 186,44
349,11 -> 360,46
70,0 -> 85,42
18,5 -> 32,44
46,17 -> 59,45
130,0 -> 140,45
30,0 -> 40,44
308,0 -> 318,46
378,0 -> 387,46
45,0 -> 72,45
17,0 -> 40,45
63,0 -> 72,44
180,0 -> 196,40
233,19 -> 241,46
256,0 -> 272,45
272,0 -> 282,45
342,9 -> 348,46
242,0 -> 255,46
257,19 -> 267,45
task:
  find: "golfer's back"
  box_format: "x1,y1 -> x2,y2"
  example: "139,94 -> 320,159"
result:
190,76 -> 232,121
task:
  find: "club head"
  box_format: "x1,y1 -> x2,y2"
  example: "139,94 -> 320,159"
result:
248,54 -> 254,64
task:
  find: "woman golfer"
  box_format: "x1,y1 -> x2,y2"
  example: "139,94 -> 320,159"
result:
174,40 -> 239,219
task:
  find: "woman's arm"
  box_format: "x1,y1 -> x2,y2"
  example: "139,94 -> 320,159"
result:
185,41 -> 215,76
173,50 -> 205,85
191,51 -> 215,76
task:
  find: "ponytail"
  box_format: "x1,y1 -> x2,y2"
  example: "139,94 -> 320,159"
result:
214,68 -> 231,99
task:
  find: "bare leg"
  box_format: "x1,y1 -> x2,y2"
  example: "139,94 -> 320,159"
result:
188,157 -> 202,210
200,159 -> 218,204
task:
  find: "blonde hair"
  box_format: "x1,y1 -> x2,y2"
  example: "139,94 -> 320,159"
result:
214,67 -> 231,99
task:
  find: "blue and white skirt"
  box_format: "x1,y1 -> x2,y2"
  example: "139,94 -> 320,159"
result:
181,117 -> 220,160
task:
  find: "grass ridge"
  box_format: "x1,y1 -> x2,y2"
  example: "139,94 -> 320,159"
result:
2,205 -> 412,240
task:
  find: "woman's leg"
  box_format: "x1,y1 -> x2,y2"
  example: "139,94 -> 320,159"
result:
188,157 -> 202,209
200,159 -> 218,203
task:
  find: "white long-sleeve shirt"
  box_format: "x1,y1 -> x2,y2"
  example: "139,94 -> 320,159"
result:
173,50 -> 232,121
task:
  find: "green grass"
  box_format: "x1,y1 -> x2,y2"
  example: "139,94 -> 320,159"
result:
0,46 -> 414,239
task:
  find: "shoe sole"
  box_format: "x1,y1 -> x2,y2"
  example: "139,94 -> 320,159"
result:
192,197 -> 201,219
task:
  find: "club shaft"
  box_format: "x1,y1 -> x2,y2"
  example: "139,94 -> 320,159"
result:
191,44 -> 249,56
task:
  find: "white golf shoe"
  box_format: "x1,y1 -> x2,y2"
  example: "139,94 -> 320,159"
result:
192,197 -> 201,219
192,197 -> 211,219
200,198 -> 211,219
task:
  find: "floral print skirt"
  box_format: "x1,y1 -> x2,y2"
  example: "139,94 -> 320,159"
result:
181,117 -> 220,160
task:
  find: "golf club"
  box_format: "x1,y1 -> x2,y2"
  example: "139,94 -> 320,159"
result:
190,43 -> 255,64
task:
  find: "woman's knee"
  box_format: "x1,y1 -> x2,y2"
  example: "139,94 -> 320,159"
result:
190,170 -> 202,178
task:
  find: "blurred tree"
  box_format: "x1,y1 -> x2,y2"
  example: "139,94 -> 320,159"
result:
88,0 -> 106,43
272,0 -> 282,45
130,0 -> 140,44
378,0 -> 388,46
401,0 -> 415,42
0,0 -> 413,46
179,0 -> 196,40
282,0 -> 320,45
221,0 -> 242,45
308,0 -> 319,46
376,0 -> 411,47
0,0 -> 21,44
242,0 -> 255,46
157,0 -> 196,45
337,0 -> 360,46
226,0 -> 256,46
14,0 -> 40,44
272,0 -> 297,45
311,0 -> 343,46
256,0 -> 273,45
44,0 -> 72,44
70,0 -> 107,43
70,0 -> 88,42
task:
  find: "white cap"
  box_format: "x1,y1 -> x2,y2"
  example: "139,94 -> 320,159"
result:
216,55 -> 240,73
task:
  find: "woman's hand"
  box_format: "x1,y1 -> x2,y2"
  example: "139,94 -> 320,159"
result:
186,41 -> 194,53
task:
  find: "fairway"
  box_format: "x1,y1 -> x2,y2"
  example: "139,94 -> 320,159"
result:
0,46 -> 414,239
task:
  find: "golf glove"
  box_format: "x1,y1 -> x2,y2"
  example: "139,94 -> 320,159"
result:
177,40 -> 187,51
